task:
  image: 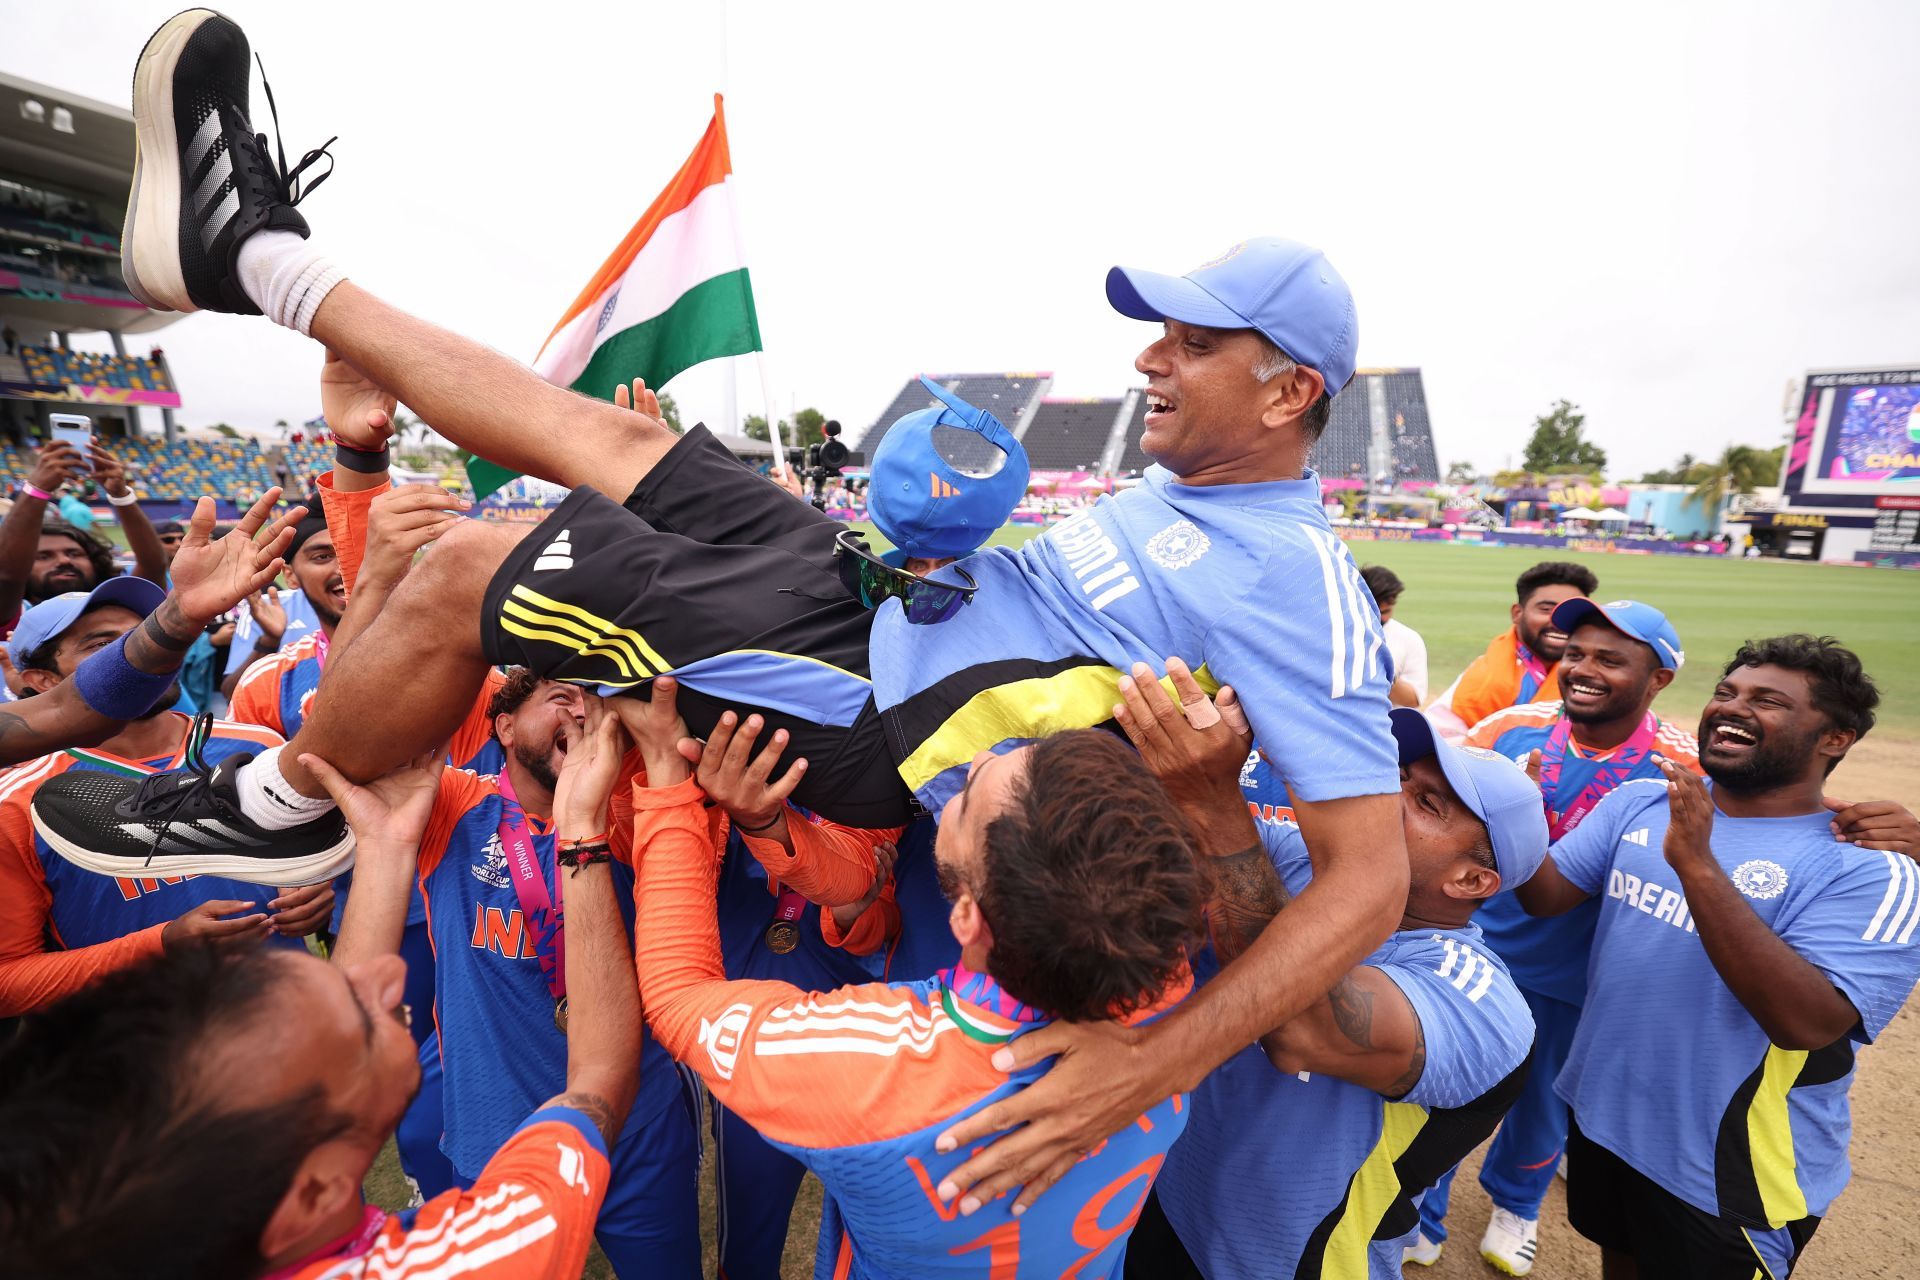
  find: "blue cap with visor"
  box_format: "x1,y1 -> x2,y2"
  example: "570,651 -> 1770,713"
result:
866,376 -> 1030,561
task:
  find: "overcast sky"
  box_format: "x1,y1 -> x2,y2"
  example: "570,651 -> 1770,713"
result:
12,0 -> 1919,476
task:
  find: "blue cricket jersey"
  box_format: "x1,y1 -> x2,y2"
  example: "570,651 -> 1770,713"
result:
1550,778 -> 1920,1226
869,467 -> 1400,814
1158,787 -> 1535,1279
1465,702 -> 1700,1006
415,769 -> 684,1178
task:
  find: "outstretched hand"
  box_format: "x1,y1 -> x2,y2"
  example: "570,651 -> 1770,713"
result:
688,710 -> 807,832
1112,657 -> 1250,803
932,1018 -> 1166,1217
170,489 -> 304,622
1825,797 -> 1920,858
555,696 -> 629,833
362,483 -> 469,587
609,676 -> 693,788
1660,758 -> 1715,870
299,747 -> 444,865
320,347 -> 396,450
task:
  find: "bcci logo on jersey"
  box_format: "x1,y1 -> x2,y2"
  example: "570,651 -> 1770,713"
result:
473,833 -> 511,889
1731,860 -> 1789,900
700,1003 -> 755,1080
1146,519 -> 1211,571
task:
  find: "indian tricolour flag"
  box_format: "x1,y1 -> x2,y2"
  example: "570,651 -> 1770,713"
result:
466,94 -> 762,499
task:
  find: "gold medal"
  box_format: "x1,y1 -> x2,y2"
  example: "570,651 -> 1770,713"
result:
765,919 -> 801,954
553,997 -> 569,1035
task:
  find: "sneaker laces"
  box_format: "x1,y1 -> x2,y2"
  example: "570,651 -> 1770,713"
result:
122,712 -> 239,864
236,53 -> 335,213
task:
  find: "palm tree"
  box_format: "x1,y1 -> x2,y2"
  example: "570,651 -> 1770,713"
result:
1688,444 -> 1774,517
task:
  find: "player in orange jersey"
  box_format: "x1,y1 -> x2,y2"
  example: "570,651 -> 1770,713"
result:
0,707 -> 641,1280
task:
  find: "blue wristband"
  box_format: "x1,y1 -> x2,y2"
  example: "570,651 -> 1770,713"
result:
73,632 -> 178,721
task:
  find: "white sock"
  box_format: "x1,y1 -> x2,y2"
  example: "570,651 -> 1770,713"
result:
235,230 -> 345,334
235,745 -> 336,830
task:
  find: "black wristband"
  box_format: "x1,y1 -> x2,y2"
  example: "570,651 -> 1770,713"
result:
140,610 -> 196,654
333,441 -> 391,474
736,810 -> 784,834
253,635 -> 281,653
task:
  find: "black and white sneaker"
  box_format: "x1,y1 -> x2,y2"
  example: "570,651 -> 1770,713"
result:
30,719 -> 354,886
122,8 -> 334,313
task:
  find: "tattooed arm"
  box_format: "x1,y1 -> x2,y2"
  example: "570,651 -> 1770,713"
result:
0,490 -> 301,766
1209,840 -> 1429,1098
1259,966 -> 1428,1097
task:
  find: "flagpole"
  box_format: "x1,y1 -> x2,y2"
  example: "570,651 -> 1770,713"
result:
754,350 -> 790,478
713,90 -> 791,478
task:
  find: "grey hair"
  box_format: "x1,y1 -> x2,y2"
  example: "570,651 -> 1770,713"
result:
1251,336 -> 1298,384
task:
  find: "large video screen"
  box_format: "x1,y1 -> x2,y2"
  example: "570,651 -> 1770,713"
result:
1787,369 -> 1920,495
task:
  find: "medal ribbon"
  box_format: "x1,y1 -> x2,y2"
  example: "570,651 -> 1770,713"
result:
497,769 -> 565,1001
1536,711 -> 1661,839
771,888 -> 806,930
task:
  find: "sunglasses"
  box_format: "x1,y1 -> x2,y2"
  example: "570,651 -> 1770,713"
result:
833,530 -> 977,625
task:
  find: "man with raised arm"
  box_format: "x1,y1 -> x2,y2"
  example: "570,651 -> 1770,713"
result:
1107,662 -> 1540,1280
613,677 -> 1202,1277
1515,636 -> 1920,1280
0,488 -> 298,768
41,9 -> 1409,1211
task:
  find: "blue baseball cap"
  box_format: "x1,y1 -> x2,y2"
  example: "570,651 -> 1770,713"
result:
1106,238 -> 1361,395
867,376 -> 1031,561
1390,708 -> 1549,888
9,576 -> 167,667
1551,598 -> 1685,671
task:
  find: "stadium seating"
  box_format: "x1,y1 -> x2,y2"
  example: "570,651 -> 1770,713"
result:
1113,395 -> 1152,475
1311,369 -> 1439,484
0,435 -> 277,504
1022,398 -> 1123,471
857,373 -> 1052,459
19,346 -> 172,393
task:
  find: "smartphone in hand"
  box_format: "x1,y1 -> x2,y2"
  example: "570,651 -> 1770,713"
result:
47,413 -> 94,473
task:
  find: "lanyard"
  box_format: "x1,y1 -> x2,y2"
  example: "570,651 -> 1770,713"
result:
1515,637 -> 1550,704
497,770 -> 565,1001
765,887 -> 806,954
1537,711 -> 1661,839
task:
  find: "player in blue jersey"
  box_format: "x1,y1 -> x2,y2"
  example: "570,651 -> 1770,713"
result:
1415,599 -> 1701,1273
74,73 -> 1415,1205
1517,635 -> 1920,1279
1102,662 -> 1541,1279
0,577 -> 332,1015
313,672 -> 701,1277
592,676 -> 1203,1278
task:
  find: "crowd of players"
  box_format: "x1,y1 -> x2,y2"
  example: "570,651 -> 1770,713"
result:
2,11 -> 1919,1280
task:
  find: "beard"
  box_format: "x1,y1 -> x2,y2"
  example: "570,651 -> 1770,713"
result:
1700,717 -> 1818,794
1561,682 -> 1643,727
306,580 -> 345,629
1519,617 -> 1567,662
29,566 -> 92,602
511,740 -> 560,794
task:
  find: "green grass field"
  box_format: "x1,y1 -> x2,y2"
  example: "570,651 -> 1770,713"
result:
861,523 -> 1920,739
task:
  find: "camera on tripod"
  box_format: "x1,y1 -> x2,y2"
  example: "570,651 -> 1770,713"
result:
785,420 -> 864,509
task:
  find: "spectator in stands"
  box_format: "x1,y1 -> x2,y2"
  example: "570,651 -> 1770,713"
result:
1361,563 -> 1428,707
0,437 -> 169,640
2,325 -> 16,356
1427,561 -> 1597,741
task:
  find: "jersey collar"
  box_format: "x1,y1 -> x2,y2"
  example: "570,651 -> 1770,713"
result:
937,962 -> 1046,1044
